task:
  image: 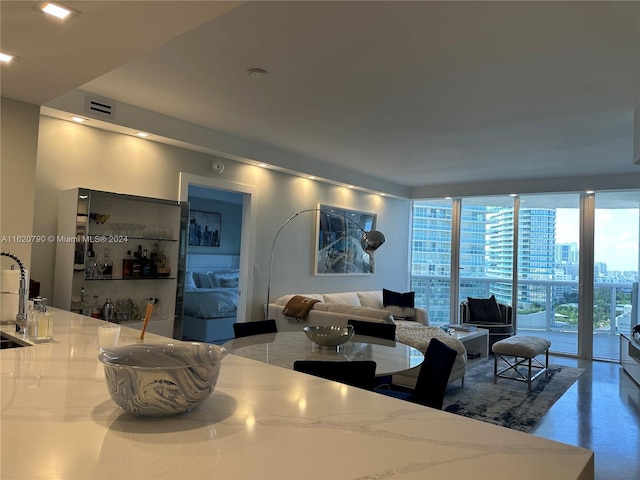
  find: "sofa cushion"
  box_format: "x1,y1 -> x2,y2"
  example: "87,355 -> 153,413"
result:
383,288 -> 416,321
274,294 -> 325,306
357,291 -> 384,309
313,303 -> 393,322
322,292 -> 361,306
467,295 -> 503,324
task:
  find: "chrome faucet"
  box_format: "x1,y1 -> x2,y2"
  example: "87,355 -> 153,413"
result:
1,252 -> 28,333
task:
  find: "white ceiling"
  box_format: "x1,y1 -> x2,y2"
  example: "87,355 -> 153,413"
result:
2,1 -> 639,195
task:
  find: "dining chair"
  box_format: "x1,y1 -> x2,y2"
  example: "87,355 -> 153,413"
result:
232,319 -> 277,338
375,338 -> 457,409
347,319 -> 396,388
293,360 -> 377,390
347,319 -> 396,340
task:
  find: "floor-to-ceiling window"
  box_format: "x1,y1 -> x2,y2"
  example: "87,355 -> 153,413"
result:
411,199 -> 452,325
517,193 -> 581,356
592,190 -> 639,361
459,196 -> 514,307
411,189 -> 640,361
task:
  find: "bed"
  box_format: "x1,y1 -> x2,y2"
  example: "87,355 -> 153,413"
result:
181,254 -> 240,343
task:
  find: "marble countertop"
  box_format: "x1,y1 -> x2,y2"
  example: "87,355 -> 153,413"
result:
1,309 -> 594,480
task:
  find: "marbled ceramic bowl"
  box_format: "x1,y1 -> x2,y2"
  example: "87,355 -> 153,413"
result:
98,342 -> 226,417
303,325 -> 354,347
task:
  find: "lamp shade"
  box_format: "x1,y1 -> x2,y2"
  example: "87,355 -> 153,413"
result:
360,230 -> 385,254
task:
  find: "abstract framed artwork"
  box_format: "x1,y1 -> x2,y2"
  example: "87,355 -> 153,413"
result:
314,204 -> 377,275
188,210 -> 221,247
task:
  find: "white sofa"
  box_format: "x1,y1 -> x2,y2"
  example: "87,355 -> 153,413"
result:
267,290 -> 466,386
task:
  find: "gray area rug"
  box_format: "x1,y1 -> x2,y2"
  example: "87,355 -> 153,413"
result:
442,358 -> 584,432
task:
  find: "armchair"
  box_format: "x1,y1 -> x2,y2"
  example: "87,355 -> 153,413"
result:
460,295 -> 514,351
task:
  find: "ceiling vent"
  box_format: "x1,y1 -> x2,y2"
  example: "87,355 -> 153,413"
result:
85,96 -> 116,120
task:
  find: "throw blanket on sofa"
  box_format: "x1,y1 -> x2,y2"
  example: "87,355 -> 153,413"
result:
283,295 -> 321,319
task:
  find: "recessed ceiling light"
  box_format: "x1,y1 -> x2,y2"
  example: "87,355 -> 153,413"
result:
0,52 -> 16,63
257,163 -> 268,168
35,2 -> 79,21
307,176 -> 316,180
347,185 -> 354,189
247,68 -> 268,78
586,190 -> 595,194
135,132 -> 149,138
69,115 -> 87,123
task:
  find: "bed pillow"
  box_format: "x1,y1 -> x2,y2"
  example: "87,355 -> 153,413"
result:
184,271 -> 197,290
383,288 -> 416,321
214,271 -> 239,288
193,272 -> 214,289
466,295 -> 504,324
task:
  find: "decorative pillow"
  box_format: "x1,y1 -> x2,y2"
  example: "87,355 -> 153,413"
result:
184,271 -> 197,290
383,289 -> 416,321
322,292 -> 361,306
466,295 -> 504,324
283,295 -> 321,319
357,291 -> 384,309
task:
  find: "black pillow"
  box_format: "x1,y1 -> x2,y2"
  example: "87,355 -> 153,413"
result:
466,295 -> 503,324
383,288 -> 415,321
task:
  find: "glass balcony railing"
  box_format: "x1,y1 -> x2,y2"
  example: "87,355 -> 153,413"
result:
410,274 -> 639,361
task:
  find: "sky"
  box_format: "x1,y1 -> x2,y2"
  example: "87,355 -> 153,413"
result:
556,208 -> 639,272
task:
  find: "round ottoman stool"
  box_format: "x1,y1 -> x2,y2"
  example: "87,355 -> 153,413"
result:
492,336 -> 551,391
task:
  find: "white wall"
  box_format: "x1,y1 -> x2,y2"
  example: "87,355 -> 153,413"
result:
32,116 -> 412,320
0,98 -> 40,273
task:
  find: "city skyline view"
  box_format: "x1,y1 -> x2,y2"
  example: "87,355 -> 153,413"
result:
556,208 -> 639,272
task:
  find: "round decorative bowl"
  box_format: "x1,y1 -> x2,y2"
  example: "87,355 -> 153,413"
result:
98,342 -> 226,417
303,325 -> 354,347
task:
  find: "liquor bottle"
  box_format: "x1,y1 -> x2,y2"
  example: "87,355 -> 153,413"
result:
122,250 -> 133,278
150,242 -> 159,277
103,248 -> 113,279
141,249 -> 152,277
85,242 -> 96,279
132,246 -> 142,278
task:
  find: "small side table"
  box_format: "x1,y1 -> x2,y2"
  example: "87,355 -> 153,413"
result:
620,333 -> 640,387
451,328 -> 489,359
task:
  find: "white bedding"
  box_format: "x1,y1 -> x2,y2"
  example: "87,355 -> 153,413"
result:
183,287 -> 238,319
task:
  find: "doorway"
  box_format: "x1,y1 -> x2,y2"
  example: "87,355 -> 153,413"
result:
178,172 -> 257,342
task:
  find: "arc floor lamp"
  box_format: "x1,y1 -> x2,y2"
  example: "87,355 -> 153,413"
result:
265,208 -> 386,321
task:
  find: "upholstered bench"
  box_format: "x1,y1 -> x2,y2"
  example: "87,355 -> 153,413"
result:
492,336 -> 551,391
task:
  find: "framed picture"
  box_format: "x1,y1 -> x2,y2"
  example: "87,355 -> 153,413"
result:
188,210 -> 221,247
315,204 -> 377,275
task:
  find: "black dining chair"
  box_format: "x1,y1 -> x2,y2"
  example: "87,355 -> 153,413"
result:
232,319 -> 277,338
375,338 -> 457,409
347,319 -> 396,388
293,360 -> 377,391
347,319 -> 396,340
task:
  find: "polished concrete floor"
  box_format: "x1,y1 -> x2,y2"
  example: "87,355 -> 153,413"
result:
530,355 -> 640,480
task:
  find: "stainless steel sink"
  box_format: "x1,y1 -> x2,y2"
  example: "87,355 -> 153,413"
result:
0,332 -> 31,349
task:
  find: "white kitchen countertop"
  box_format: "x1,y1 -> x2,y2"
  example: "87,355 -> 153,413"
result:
1,308 -> 594,480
